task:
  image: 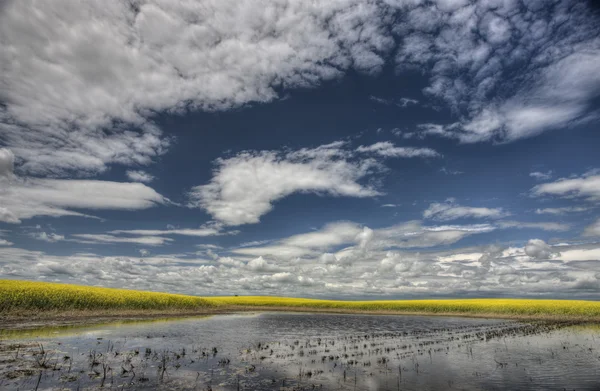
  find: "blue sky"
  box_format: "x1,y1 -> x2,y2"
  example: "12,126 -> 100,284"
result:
1,0 -> 600,298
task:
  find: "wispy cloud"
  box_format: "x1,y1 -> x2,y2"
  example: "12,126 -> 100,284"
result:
369,96 -> 419,108
0,148 -> 168,224
30,232 -> 65,243
126,170 -> 155,183
357,142 -> 440,158
583,219 -> 600,237
496,221 -> 570,232
535,207 -> 592,215
110,224 -> 237,237
530,171 -> 553,181
423,200 -> 509,221
72,234 -> 173,246
532,172 -> 600,202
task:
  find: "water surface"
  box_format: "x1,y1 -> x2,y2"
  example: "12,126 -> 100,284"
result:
1,312 -> 598,390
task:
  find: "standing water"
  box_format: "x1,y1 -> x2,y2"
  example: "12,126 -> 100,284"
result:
1,312 -> 599,390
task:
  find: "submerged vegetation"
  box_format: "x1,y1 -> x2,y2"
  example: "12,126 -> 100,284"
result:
2,280 -> 600,321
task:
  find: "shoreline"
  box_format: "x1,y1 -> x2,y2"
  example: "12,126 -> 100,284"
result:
2,305 -> 599,331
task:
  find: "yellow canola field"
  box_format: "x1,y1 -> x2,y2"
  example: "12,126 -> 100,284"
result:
0,280 -> 213,311
208,296 -> 600,317
2,280 -> 600,319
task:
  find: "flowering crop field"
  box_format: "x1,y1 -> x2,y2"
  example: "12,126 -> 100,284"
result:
0,280 -> 214,312
2,280 -> 600,319
208,296 -> 600,318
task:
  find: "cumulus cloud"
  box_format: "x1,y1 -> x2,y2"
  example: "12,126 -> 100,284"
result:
524,239 -> 555,260
1,0 -> 394,176
1,0 -> 593,180
232,220 -> 495,263
423,200 -> 508,221
356,142 -> 440,158
2,237 -> 600,297
126,170 -> 155,183
188,142 -> 383,225
246,256 -> 280,272
532,173 -> 600,202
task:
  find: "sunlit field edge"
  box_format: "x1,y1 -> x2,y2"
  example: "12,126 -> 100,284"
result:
2,280 -> 600,320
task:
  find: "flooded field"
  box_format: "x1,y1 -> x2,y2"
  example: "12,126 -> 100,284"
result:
1,312 -> 599,390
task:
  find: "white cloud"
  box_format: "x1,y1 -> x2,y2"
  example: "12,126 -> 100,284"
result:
439,167 -> 463,175
369,222 -> 495,251
0,176 -> 167,224
398,97 -> 419,107
0,151 -> 167,223
556,247 -> 600,262
1,0 -> 394,176
188,143 -> 383,225
0,148 -> 15,177
126,170 -> 155,183
369,96 -> 393,105
232,220 -> 495,263
30,232 -> 65,243
423,200 -> 508,221
532,173 -> 600,202
535,207 -> 591,215
356,142 -> 439,158
524,239 -> 554,260
1,0 -> 595,181
233,244 -> 318,260
246,256 -> 279,272
393,1 -> 600,142
282,222 -> 363,249
0,230 -> 13,246
110,223 -> 235,237
3,237 -> 600,297
72,234 -> 172,246
496,221 -> 570,232
584,219 -> 600,237
530,171 -> 552,181
369,96 -> 419,108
